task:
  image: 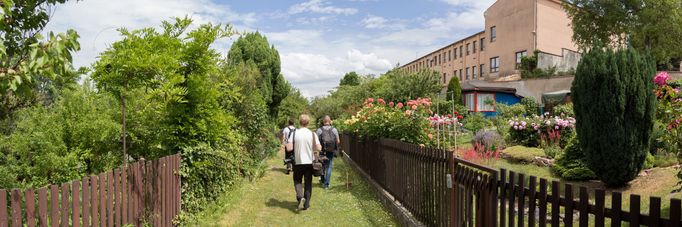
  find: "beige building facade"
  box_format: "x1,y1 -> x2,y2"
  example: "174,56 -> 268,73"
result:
402,0 -> 579,86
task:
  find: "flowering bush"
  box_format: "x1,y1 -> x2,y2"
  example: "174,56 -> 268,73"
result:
507,113 -> 576,148
472,130 -> 505,152
457,142 -> 501,165
654,72 -> 682,154
345,97 -> 435,145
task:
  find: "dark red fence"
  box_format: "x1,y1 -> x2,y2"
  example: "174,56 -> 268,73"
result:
343,134 -> 682,227
0,154 -> 181,227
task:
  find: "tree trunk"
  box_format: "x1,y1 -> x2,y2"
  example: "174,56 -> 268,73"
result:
122,82 -> 128,166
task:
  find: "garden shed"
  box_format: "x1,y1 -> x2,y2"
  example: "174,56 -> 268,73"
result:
461,81 -> 522,117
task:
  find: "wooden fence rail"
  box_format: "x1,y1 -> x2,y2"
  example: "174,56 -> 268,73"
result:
0,154 -> 181,227
343,134 -> 682,227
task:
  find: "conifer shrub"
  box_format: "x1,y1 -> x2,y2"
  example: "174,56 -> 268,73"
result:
571,46 -> 655,186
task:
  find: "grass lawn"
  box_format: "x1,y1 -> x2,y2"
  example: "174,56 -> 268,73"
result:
190,148 -> 398,226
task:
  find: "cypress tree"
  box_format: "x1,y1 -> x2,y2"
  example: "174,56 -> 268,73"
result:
446,76 -> 462,105
571,46 -> 655,186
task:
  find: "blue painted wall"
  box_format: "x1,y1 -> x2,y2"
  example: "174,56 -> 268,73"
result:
463,91 -> 521,118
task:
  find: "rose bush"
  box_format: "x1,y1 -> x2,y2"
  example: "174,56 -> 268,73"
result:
507,113 -> 576,148
654,72 -> 682,155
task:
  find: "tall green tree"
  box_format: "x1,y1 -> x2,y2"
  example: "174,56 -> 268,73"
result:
563,0 -> 682,67
227,32 -> 288,117
571,46 -> 655,186
446,76 -> 462,104
0,0 -> 81,119
340,71 -> 360,86
381,68 -> 441,102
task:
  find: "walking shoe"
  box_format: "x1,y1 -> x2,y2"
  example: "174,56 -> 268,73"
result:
298,198 -> 306,210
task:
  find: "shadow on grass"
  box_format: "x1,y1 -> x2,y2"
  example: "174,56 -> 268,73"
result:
270,166 -> 289,174
265,198 -> 298,213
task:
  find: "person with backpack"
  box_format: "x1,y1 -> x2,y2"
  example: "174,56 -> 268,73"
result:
316,115 -> 340,189
281,119 -> 296,174
286,114 -> 321,210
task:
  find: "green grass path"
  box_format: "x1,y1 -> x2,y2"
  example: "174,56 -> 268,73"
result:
192,149 -> 399,226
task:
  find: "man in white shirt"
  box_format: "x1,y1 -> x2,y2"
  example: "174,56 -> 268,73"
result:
286,114 -> 321,210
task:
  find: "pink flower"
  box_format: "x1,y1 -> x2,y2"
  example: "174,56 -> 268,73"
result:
654,72 -> 669,86
405,110 -> 412,116
396,102 -> 404,109
428,134 -> 433,140
412,105 -> 418,110
367,103 -> 374,108
378,98 -> 386,105
388,102 -> 395,107
367,98 -> 375,103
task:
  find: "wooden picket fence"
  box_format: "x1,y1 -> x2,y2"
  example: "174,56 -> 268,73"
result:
343,134 -> 682,227
0,154 -> 181,227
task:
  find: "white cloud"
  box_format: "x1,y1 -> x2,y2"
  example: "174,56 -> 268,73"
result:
280,49 -> 393,97
288,0 -> 358,15
44,0 -> 254,68
361,15 -> 388,28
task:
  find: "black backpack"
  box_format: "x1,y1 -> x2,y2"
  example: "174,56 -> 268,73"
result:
319,127 -> 337,152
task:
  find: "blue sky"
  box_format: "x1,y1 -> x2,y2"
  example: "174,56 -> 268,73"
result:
45,0 -> 495,97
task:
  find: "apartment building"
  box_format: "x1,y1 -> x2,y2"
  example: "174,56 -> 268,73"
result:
402,0 -> 579,86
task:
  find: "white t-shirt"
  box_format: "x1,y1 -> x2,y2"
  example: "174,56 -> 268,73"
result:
289,128 -> 317,165
282,126 -> 296,144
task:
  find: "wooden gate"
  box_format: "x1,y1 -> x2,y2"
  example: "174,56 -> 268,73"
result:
450,157 -> 498,227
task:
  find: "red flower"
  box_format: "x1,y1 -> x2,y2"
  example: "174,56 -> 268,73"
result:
457,115 -> 463,120
388,102 -> 395,107
396,102 -> 404,109
454,111 -> 459,115
378,98 -> 386,105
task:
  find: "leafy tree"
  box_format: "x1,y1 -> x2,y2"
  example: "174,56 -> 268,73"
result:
227,32 -> 288,117
340,71 -> 360,86
571,46 -> 655,186
381,68 -> 441,102
0,0 -> 81,119
276,85 -> 308,127
446,75 -> 462,104
563,0 -> 682,67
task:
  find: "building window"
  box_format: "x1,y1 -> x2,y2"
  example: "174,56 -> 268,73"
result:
473,66 -> 477,79
515,50 -> 527,69
480,38 -> 485,51
443,73 -> 447,84
466,43 -> 470,55
480,64 -> 485,78
465,94 -> 475,111
473,41 -> 477,54
459,46 -> 463,57
490,57 -> 500,72
459,69 -> 463,80
490,26 -> 496,42
477,93 -> 495,111
448,50 -> 451,61
466,67 -> 470,80
454,48 -> 457,59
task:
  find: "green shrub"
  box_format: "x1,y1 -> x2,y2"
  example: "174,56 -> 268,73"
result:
572,46 -> 655,186
472,130 -> 505,152
464,113 -> 490,134
520,97 -> 539,116
653,153 -> 679,167
502,146 -> 545,163
553,103 -> 574,117
543,146 -> 562,159
643,152 -> 655,169
553,137 -> 597,181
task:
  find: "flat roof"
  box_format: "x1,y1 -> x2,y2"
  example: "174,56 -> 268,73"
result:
401,30 -> 485,67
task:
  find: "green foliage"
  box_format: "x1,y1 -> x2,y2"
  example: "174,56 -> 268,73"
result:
276,86 -> 308,128
520,97 -> 539,116
344,98 -> 434,145
644,152 -> 655,169
521,66 -> 559,79
519,53 -> 538,72
340,71 -> 361,86
563,0 -> 682,66
446,76 -> 462,105
543,146 -> 562,159
552,138 -> 597,181
227,32 -> 288,117
553,103 -> 574,117
0,0 -> 81,119
653,153 -> 679,168
0,84 -> 121,189
380,68 -> 442,102
463,113 -> 490,134
502,146 -> 545,163
571,46 -> 656,186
